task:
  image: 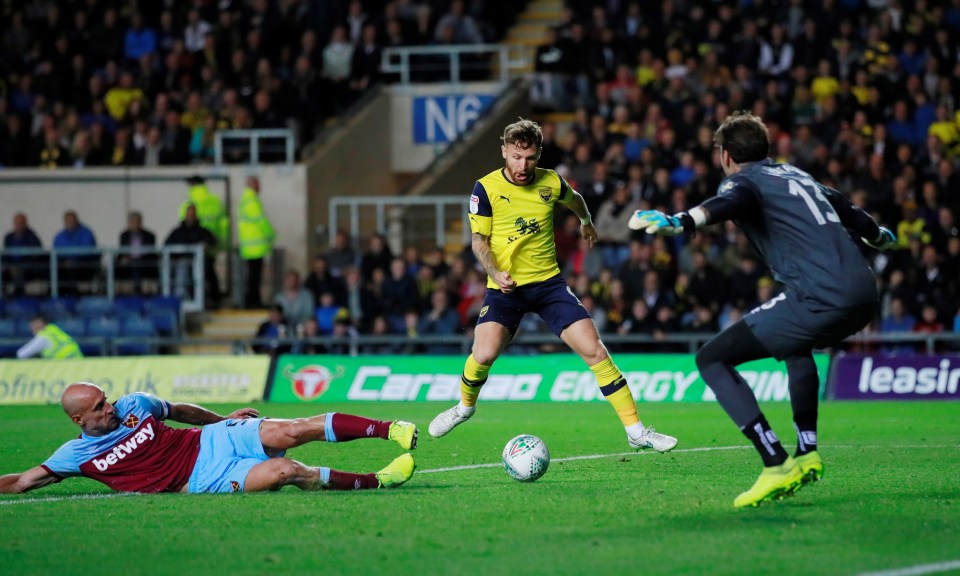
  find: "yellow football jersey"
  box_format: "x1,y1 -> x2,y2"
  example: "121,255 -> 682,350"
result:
468,167 -> 571,288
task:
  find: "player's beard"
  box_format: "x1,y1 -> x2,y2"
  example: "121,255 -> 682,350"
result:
505,165 -> 530,185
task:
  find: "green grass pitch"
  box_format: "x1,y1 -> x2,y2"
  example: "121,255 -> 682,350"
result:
1,401 -> 958,575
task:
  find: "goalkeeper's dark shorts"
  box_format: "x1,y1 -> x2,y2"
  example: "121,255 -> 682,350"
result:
476,274 -> 591,337
744,290 -> 876,360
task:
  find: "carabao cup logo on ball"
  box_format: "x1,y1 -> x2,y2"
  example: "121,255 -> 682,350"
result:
502,434 -> 550,482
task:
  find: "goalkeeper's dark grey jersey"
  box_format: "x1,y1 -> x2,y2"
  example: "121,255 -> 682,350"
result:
707,159 -> 878,311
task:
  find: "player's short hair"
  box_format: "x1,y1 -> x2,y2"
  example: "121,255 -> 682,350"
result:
501,118 -> 543,151
714,111 -> 770,164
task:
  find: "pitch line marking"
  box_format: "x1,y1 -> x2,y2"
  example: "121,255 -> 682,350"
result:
416,443 -> 957,475
417,444 -> 750,474
856,559 -> 960,576
0,444 -> 954,506
0,492 -> 138,506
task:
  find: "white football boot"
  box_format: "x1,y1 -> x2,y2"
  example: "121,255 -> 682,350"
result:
428,404 -> 474,437
628,427 -> 678,453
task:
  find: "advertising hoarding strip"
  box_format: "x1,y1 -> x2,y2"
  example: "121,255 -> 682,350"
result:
270,354 -> 830,403
830,353 -> 960,401
0,356 -> 271,405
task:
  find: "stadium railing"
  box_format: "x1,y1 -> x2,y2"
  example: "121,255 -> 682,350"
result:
328,195 -> 470,253
214,129 -> 296,166
1,331 -> 955,359
381,44 -> 531,85
0,245 -> 205,311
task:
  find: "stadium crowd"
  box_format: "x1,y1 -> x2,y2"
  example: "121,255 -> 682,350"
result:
2,0 -> 960,353
0,0 -> 519,166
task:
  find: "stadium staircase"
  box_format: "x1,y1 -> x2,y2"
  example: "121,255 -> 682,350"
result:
182,309 -> 265,355
493,0 -> 566,76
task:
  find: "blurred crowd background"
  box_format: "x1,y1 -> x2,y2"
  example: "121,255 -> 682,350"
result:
2,0 -> 959,353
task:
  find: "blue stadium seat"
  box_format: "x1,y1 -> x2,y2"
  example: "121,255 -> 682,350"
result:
117,317 -> 156,355
144,296 -> 181,336
144,296 -> 181,315
0,319 -> 18,358
5,297 -> 40,319
87,317 -> 120,338
113,296 -> 145,316
56,317 -> 87,338
38,297 -> 77,319
14,319 -> 34,337
0,319 -> 16,338
147,310 -> 179,337
75,296 -> 114,318
83,317 -> 119,356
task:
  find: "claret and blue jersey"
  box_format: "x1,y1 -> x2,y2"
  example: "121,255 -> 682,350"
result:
42,393 -> 201,493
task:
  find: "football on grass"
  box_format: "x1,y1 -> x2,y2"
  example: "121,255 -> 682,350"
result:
502,434 -> 550,482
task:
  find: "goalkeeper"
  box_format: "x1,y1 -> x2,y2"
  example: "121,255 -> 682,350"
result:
631,111 -> 897,508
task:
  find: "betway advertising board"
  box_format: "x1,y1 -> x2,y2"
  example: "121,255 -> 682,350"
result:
0,356 -> 270,405
270,354 -> 829,403
831,354 -> 960,400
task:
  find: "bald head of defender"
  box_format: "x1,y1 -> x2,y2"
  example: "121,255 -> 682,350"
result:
61,383 -> 120,436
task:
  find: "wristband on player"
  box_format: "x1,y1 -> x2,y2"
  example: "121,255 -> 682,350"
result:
580,215 -> 592,226
674,207 -> 707,232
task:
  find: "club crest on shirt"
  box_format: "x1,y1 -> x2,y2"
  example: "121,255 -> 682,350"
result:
122,414 -> 140,428
230,481 -> 240,492
538,187 -> 552,203
479,305 -> 489,318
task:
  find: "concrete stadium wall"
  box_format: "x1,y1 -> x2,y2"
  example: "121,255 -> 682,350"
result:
0,165 -> 308,276
304,89 -> 394,261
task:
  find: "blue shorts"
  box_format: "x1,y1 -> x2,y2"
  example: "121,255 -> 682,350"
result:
745,291 -> 875,360
187,418 -> 285,494
477,274 -> 591,336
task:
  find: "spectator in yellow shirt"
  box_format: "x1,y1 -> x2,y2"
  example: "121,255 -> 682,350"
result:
104,72 -> 145,121
810,59 -> 839,105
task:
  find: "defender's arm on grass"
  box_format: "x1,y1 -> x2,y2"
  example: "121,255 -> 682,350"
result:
0,465 -> 60,494
167,402 -> 259,425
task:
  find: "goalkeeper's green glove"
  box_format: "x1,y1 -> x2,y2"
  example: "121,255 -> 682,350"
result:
628,210 -> 685,235
862,227 -> 897,250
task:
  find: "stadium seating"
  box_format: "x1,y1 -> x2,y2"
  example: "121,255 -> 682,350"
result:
83,317 -> 120,356
113,296 -> 146,317
0,319 -> 19,357
117,317 -> 157,356
38,298 -> 78,319
75,296 -> 114,318
144,296 -> 182,336
56,317 -> 87,339
14,319 -> 34,338
0,295 -> 181,356
5,298 -> 40,319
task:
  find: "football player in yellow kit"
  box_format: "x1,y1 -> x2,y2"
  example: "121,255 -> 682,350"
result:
428,119 -> 678,453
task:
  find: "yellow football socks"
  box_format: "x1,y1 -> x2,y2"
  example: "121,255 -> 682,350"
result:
459,354 -> 490,407
591,357 -> 640,427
